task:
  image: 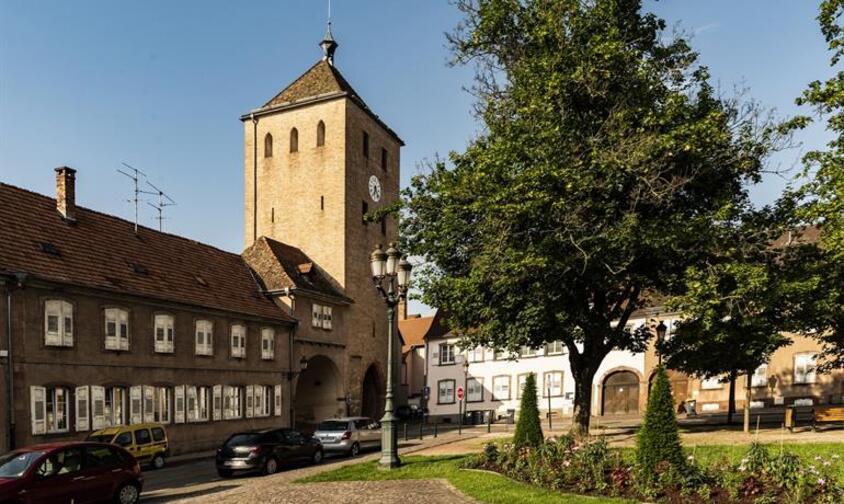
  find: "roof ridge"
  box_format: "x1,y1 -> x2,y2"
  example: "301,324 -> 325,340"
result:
0,181 -> 244,258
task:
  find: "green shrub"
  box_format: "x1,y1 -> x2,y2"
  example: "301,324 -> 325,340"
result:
512,372 -> 544,447
636,365 -> 685,475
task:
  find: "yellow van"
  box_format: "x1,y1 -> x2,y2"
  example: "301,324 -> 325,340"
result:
88,423 -> 169,469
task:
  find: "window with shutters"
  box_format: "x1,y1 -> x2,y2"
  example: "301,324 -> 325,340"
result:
185,386 -> 197,422
195,320 -> 214,356
213,385 -> 222,421
104,387 -> 127,427
543,371 -> 564,397
154,314 -> 175,353
255,385 -> 272,417
492,375 -> 511,401
44,300 -> 73,347
129,386 -> 143,424
322,306 -> 333,330
245,385 -> 255,418
174,386 -> 185,424
154,387 -> 170,423
104,308 -> 129,351
230,324 -> 246,358
195,386 -> 210,422
31,386 -> 46,435
466,377 -> 484,402
45,387 -> 70,433
794,353 -> 818,384
312,303 -> 322,327
91,386 -> 105,430
274,385 -> 282,417
437,379 -> 455,404
223,386 -> 243,420
142,386 -> 155,423
261,328 -> 275,360
75,386 -> 89,432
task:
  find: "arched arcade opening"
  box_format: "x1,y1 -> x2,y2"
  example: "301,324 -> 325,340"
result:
295,355 -> 343,428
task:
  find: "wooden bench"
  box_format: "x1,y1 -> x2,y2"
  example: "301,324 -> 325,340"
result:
784,406 -> 815,431
812,405 -> 844,431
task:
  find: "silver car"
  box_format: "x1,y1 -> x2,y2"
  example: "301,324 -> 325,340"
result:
312,417 -> 381,457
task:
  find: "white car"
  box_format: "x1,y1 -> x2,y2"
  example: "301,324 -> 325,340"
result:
312,417 -> 381,457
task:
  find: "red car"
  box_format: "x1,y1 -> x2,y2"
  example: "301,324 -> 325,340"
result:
0,441 -> 143,504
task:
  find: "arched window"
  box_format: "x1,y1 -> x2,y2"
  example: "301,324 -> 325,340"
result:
290,128 -> 299,153
264,133 -> 273,158
316,121 -> 325,147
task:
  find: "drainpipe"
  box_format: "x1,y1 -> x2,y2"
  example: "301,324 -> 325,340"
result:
284,288 -> 296,429
251,113 -> 258,244
4,273 -> 26,450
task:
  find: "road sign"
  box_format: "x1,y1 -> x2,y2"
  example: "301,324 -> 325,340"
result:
457,387 -> 464,400
423,386 -> 430,398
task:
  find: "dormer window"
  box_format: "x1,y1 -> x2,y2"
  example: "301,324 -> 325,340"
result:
44,300 -> 73,347
104,308 -> 129,351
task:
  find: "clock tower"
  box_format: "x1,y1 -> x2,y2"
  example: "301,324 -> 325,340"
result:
241,26 -> 403,421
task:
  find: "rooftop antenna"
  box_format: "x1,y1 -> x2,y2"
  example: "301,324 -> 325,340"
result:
117,162 -> 147,233
143,180 -> 176,232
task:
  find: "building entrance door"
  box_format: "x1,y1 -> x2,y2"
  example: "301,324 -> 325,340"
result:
602,371 -> 640,415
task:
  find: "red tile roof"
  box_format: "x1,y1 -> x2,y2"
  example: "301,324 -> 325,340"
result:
399,311 -> 447,353
0,182 -> 294,323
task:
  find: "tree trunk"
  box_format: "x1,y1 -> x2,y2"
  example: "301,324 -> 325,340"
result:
744,370 -> 752,434
727,372 -> 737,426
571,365 -> 598,436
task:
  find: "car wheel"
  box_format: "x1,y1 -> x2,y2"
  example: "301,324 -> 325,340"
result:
312,449 -> 324,465
114,482 -> 140,504
151,454 -> 165,470
217,468 -> 234,478
350,442 -> 360,457
262,457 -> 279,476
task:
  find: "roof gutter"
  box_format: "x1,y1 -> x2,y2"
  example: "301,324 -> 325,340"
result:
263,286 -> 354,306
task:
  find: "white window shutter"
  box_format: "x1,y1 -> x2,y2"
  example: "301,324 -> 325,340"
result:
323,306 -> 332,329
129,386 -> 142,424
31,386 -> 46,435
245,385 -> 254,418
186,386 -> 197,423
91,386 -> 105,430
213,385 -> 222,421
75,386 -> 89,432
174,386 -> 185,424
143,386 -> 155,423
312,304 -> 321,327
274,385 -> 282,417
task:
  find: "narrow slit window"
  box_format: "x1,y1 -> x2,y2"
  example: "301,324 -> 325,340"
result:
381,148 -> 388,171
290,128 -> 299,153
316,121 -> 325,147
362,131 -> 369,158
264,133 -> 273,158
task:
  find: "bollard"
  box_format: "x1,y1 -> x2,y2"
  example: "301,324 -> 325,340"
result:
434,421 -> 438,438
404,422 -> 408,441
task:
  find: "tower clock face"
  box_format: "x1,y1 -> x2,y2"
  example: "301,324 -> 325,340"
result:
368,175 -> 382,202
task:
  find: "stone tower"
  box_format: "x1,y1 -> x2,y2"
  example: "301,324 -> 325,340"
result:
241,29 -> 403,421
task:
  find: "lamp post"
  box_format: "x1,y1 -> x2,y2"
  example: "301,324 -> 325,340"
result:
462,359 -> 469,433
655,320 -> 667,366
370,243 -> 412,469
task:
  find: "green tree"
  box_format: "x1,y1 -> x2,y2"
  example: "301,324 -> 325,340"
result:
662,210 -> 794,430
402,0 -> 782,433
513,373 -> 544,447
637,365 -> 685,475
784,0 -> 844,368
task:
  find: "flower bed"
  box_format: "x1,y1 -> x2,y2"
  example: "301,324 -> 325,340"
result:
462,436 -> 844,503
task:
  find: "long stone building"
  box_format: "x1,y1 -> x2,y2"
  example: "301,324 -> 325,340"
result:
0,29 -> 400,454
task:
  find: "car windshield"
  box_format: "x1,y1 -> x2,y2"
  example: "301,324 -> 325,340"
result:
317,421 -> 349,431
87,434 -> 115,443
0,451 -> 45,478
225,434 -> 263,447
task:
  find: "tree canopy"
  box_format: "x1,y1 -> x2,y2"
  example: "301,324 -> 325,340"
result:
402,0 -> 781,433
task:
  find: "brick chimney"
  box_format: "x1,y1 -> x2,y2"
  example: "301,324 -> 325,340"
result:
398,297 -> 408,321
55,166 -> 77,222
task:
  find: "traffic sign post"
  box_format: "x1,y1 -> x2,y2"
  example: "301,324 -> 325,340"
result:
457,387 -> 464,435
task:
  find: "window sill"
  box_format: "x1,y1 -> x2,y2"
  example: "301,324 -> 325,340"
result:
437,401 -> 456,405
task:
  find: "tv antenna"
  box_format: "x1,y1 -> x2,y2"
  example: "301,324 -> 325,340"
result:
143,180 -> 176,232
117,162 -> 147,233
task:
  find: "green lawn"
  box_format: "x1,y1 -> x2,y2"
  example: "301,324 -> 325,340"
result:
296,455 -> 632,504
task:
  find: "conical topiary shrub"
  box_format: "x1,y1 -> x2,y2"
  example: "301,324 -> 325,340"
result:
513,372 -> 544,447
636,365 -> 685,474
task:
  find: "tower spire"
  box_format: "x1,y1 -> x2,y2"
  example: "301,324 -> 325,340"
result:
320,0 -> 338,65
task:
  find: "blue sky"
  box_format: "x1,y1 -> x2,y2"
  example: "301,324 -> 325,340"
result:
0,1 -> 835,315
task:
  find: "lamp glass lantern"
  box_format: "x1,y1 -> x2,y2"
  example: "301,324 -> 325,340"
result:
385,243 -> 400,276
370,245 -> 387,279
656,321 -> 668,344
397,256 -> 412,288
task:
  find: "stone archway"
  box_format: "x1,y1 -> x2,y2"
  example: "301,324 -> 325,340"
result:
361,364 -> 383,419
295,355 -> 343,428
602,370 -> 641,415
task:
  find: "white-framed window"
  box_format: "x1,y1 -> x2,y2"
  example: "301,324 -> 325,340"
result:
223,386 -> 243,420
518,346 -> 537,358
174,386 -> 185,424
196,386 -> 210,422
466,377 -> 484,402
312,303 -> 322,327
439,343 -> 456,365
75,386 -> 89,432
794,353 -> 818,384
322,306 -> 333,330
104,308 -> 129,351
103,386 -> 127,427
230,324 -> 246,358
44,300 -> 73,347
185,386 -> 197,422
154,387 -> 170,424
545,341 -> 564,355
245,385 -> 255,418
31,386 -> 70,434
468,347 -> 485,363
91,386 -> 105,430
129,386 -> 143,424
143,386 -> 155,423
751,364 -> 768,388
213,385 -> 223,421
701,376 -> 723,390
516,374 -> 529,399
312,304 -> 333,330
493,375 -> 511,400
253,385 -> 271,417
543,371 -> 563,397
437,379 -> 455,404
261,328 -> 275,360
154,314 -> 175,353
195,320 -> 214,356
274,385 -> 283,417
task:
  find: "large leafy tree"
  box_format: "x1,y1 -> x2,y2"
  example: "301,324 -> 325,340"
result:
662,209 -> 798,430
402,0 -> 780,433
785,0 -> 844,367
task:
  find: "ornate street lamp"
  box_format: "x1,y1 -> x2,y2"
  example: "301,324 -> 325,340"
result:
370,242 -> 412,469
655,320 -> 667,366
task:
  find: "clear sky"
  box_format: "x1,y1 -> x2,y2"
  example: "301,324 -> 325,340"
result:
0,1 -> 835,316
